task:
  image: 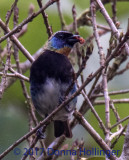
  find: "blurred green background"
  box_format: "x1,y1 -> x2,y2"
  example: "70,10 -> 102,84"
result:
0,0 -> 129,159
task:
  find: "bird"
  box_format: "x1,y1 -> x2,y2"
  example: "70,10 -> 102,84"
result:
30,31 -> 85,138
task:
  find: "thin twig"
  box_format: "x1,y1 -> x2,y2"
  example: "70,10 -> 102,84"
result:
21,137 -> 39,160
119,122 -> 129,159
110,101 -> 123,129
95,99 -> 129,105
37,135 -> 66,160
0,71 -> 29,81
6,0 -> 19,25
111,0 -> 117,24
96,0 -> 120,38
0,19 -> 34,63
15,4 -> 35,38
111,125 -> 127,149
0,38 -> 11,98
88,72 -> 101,97
115,62 -> 129,76
111,116 -> 129,130
109,126 -> 126,142
80,86 -> 107,134
56,0 -> 65,30
92,89 -> 129,98
36,0 -> 52,37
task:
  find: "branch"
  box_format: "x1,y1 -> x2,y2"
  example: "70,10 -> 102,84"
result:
111,116 -> 129,130
0,38 -> 11,98
80,87 -> 107,134
0,71 -> 29,82
36,0 -> 53,37
119,122 -> 129,160
56,0 -> 65,30
110,101 -> 123,129
90,0 -> 110,149
92,89 -> 129,98
74,110 -> 117,160
96,0 -> 120,39
5,0 -> 19,25
111,0 -> 117,23
111,126 -> 126,149
0,19 -> 34,63
0,0 -> 58,43
94,99 -> 129,105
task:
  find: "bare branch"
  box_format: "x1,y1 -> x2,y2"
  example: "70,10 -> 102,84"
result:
111,126 -> 127,149
110,101 -> 123,129
0,71 -> 29,81
0,19 -> 34,63
0,38 -> 11,98
90,0 -> 110,150
56,0 -> 65,30
74,111 -> 117,160
95,99 -> 129,105
6,0 -> 19,25
92,89 -> 129,98
80,86 -> 107,134
96,0 -> 120,39
119,122 -> 129,160
36,0 -> 53,37
111,0 -> 117,24
111,116 -> 129,130
0,0 -> 58,43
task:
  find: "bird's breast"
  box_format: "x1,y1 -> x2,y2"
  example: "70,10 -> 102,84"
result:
30,78 -> 69,116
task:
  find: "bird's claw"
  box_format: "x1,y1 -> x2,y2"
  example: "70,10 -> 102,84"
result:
59,96 -> 65,104
36,127 -> 46,139
59,96 -> 72,112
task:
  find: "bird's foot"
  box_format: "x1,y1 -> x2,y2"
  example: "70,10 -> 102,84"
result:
36,127 -> 46,139
59,96 -> 72,112
59,96 -> 65,104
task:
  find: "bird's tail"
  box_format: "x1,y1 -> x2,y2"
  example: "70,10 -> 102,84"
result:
54,120 -> 72,138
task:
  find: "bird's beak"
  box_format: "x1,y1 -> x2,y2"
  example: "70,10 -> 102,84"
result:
67,35 -> 85,44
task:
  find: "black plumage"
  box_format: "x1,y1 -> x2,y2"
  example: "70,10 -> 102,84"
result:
30,50 -> 74,85
30,50 -> 76,138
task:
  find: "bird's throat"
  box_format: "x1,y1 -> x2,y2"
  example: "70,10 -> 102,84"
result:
44,41 -> 72,56
45,45 -> 71,56
55,47 -> 71,56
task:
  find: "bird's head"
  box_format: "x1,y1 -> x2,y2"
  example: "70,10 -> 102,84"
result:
44,31 -> 85,56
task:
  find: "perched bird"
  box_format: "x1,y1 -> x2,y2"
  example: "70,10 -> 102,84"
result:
30,31 -> 85,138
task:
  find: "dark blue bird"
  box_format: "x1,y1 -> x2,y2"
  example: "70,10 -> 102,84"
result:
30,31 -> 85,138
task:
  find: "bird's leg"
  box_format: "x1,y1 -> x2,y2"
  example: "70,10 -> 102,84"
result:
59,96 -> 72,112
36,115 -> 50,139
36,125 -> 47,139
36,126 -> 46,139
59,96 -> 66,104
